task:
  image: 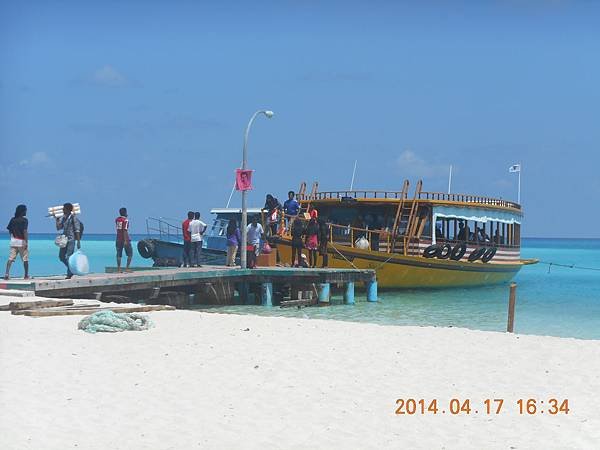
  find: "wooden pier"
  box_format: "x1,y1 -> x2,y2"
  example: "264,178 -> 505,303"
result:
0,266 -> 377,307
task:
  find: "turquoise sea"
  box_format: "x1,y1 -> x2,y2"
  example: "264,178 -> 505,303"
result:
2,235 -> 599,340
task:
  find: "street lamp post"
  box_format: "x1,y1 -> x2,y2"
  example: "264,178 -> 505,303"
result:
240,109 -> 274,269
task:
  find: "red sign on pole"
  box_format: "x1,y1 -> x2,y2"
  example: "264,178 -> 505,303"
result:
235,169 -> 253,191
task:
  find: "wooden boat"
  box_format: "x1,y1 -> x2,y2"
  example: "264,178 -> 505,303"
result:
269,180 -> 537,288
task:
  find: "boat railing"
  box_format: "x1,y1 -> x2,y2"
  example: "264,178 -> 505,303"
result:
299,190 -> 407,201
278,215 -> 520,256
418,191 -> 521,209
145,217 -> 183,243
297,190 -> 521,210
279,215 -> 398,253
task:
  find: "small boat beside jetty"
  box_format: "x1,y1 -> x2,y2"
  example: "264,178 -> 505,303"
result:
270,180 -> 537,288
137,208 -> 263,267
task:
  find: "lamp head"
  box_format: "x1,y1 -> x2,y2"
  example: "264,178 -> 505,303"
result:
264,110 -> 274,118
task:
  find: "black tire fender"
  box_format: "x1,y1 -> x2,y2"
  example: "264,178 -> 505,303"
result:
137,240 -> 155,259
437,243 -> 453,259
423,244 -> 440,258
481,247 -> 497,263
450,242 -> 467,261
467,247 -> 486,262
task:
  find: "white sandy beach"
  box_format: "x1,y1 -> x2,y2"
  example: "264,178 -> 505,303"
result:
1,307 -> 600,450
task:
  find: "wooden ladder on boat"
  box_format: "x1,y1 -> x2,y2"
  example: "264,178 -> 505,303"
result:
403,180 -> 423,256
389,180 -> 410,253
308,181 -> 319,200
297,181 -> 307,200
297,181 -> 319,217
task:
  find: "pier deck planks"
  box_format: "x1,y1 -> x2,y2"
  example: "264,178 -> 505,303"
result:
1,266 -> 376,298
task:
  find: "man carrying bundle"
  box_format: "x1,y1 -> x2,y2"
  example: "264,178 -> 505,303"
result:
56,203 -> 81,279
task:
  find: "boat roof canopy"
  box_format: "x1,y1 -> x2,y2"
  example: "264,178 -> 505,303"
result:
433,205 -> 522,224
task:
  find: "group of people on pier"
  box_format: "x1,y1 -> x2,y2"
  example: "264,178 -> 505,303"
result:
249,191 -> 329,268
4,203 -> 132,280
181,211 -> 208,267
4,191 -> 329,279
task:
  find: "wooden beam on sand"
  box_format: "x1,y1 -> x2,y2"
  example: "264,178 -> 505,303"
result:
6,299 -> 74,311
13,304 -> 175,317
280,298 -> 317,308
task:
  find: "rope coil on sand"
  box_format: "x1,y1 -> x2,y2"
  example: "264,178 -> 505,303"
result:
78,310 -> 154,333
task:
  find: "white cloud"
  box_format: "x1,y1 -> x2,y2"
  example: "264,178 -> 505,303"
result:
90,65 -> 129,87
396,150 -> 449,179
0,151 -> 52,187
19,151 -> 50,167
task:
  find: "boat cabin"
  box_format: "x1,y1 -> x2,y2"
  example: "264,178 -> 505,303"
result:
204,208 -> 263,252
288,180 -> 522,262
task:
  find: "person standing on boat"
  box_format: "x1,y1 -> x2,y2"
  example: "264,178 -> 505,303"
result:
263,194 -> 282,236
290,217 -> 305,267
181,211 -> 194,267
246,217 -> 264,269
115,207 -> 132,272
283,191 -> 300,230
4,204 -> 29,280
457,220 -> 469,242
56,203 -> 81,279
305,210 -> 320,268
318,217 -> 329,268
188,212 -> 207,267
225,218 -> 241,267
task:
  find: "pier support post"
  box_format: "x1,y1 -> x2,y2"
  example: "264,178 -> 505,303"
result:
318,283 -> 330,303
366,278 -> 378,302
261,282 -> 273,306
240,282 -> 250,305
344,282 -> 355,305
507,282 -> 517,333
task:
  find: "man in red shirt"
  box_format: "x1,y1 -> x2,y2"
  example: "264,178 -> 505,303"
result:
181,211 -> 194,267
115,207 -> 132,272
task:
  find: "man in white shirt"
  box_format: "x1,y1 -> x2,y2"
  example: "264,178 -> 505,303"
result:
246,217 -> 264,268
188,212 -> 207,267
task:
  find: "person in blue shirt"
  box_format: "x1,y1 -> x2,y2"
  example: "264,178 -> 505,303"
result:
283,191 -> 300,230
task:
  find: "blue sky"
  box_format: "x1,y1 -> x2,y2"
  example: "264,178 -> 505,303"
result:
1,1 -> 599,237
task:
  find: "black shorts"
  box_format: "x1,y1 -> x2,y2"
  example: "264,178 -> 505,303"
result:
291,237 -> 304,249
116,241 -> 133,258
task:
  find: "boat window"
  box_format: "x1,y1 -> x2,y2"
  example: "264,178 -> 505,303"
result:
316,204 -> 396,230
431,218 -> 520,248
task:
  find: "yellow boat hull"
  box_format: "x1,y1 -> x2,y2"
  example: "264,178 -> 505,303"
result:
273,239 -> 529,288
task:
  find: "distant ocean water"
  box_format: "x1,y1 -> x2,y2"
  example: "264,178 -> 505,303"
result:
0,233 -> 153,276
2,235 -> 599,340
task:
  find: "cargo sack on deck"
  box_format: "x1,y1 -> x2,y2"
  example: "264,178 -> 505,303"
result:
78,310 -> 154,333
354,237 -> 370,250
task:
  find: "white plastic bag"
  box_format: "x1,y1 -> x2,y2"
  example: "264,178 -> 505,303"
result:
354,237 -> 370,250
55,235 -> 68,248
68,250 -> 90,275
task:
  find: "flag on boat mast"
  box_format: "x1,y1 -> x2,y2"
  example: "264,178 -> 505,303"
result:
509,163 -> 521,204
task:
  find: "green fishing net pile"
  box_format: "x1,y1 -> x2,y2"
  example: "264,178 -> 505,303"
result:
78,310 -> 154,333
